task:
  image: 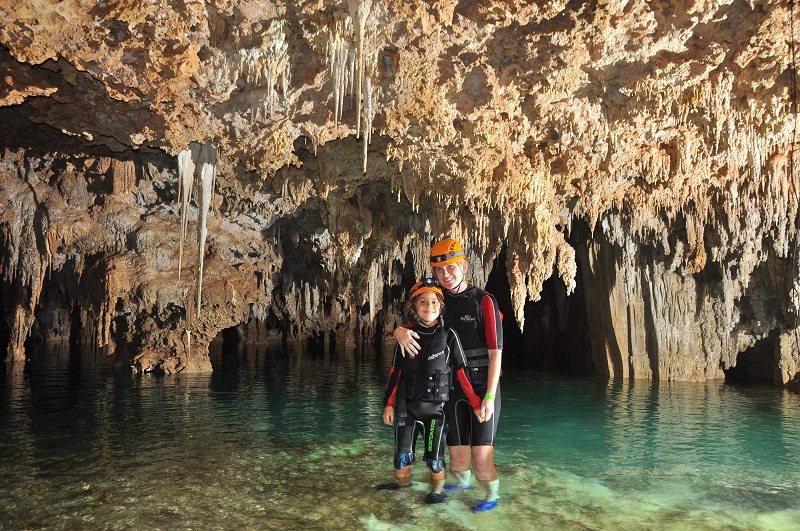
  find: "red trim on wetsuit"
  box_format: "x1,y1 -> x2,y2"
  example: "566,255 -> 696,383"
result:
455,367 -> 483,410
384,320 -> 416,407
384,343 -> 405,407
384,367 -> 402,407
481,295 -> 502,350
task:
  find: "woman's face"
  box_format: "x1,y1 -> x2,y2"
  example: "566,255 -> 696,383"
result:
414,291 -> 442,325
433,260 -> 467,293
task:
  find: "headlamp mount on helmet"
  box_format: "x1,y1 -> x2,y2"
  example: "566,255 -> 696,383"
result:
409,277 -> 443,299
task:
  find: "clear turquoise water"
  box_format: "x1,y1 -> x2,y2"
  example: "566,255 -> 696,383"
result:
1,343 -> 799,530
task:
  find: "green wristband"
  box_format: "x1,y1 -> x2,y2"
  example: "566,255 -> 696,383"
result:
484,392 -> 495,401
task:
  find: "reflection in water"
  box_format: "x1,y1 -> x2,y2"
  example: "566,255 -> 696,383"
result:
1,344 -> 799,530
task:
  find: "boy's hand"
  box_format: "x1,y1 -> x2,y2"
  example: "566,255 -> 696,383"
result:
382,406 -> 395,425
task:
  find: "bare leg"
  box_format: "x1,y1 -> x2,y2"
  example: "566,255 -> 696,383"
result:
472,445 -> 499,510
471,446 -> 497,481
430,469 -> 446,494
448,445 -> 471,474
395,465 -> 412,487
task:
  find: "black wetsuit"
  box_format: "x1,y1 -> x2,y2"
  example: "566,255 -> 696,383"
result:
383,321 -> 481,471
442,286 -> 503,447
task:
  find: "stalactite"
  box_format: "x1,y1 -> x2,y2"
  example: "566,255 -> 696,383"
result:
111,159 -> 136,195
346,0 -> 372,139
368,260 -> 379,322
362,69 -> 373,174
327,14 -> 353,125
239,20 -> 290,118
195,145 -> 216,316
555,239 -> 577,295
176,146 -> 197,280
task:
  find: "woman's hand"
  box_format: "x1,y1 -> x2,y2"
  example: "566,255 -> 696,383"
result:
393,327 -> 421,357
473,408 -> 484,423
383,406 -> 395,425
479,398 -> 495,423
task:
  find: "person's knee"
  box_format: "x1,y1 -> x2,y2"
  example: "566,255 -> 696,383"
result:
472,448 -> 496,477
448,446 -> 471,471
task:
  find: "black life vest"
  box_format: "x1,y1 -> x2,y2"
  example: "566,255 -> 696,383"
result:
403,323 -> 452,402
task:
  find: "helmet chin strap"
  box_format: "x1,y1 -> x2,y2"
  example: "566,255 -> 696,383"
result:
450,277 -> 466,293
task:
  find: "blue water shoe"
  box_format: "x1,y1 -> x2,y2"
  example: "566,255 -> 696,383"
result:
472,499 -> 499,512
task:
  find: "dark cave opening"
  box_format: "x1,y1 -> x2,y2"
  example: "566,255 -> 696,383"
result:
213,325 -> 248,374
68,305 -> 82,356
484,248 -> 594,374
0,282 -> 7,357
723,333 -> 777,386
220,325 -> 243,349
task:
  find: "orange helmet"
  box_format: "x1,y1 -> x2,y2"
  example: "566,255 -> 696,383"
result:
430,238 -> 466,268
409,277 -> 443,299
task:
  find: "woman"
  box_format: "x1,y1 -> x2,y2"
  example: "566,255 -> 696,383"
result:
394,238 -> 503,512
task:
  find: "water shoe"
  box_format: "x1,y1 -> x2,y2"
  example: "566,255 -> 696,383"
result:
472,499 -> 499,512
424,492 -> 447,504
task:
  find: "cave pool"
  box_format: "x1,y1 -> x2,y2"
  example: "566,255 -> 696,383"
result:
1,342 -> 799,530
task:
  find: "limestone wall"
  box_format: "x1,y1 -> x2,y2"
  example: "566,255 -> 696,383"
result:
0,1 -> 798,382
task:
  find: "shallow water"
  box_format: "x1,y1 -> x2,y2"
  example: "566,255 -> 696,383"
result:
1,343 -> 799,530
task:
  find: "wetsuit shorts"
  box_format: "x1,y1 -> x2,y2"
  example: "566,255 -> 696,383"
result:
395,400 -> 447,468
444,368 -> 500,447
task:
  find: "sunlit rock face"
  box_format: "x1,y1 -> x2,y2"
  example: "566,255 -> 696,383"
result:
1,1 -> 798,384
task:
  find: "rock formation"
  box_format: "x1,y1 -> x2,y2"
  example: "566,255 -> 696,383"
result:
1,1 -> 798,387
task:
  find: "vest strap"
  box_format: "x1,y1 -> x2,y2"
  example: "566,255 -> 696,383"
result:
464,347 -> 489,367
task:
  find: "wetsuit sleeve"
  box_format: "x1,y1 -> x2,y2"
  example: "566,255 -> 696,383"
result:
383,344 -> 403,407
481,293 -> 503,350
447,329 -> 482,410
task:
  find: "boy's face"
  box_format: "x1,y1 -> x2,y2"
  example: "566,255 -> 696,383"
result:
414,292 -> 441,325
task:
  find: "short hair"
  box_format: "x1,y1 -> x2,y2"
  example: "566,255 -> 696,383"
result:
404,291 -> 445,321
